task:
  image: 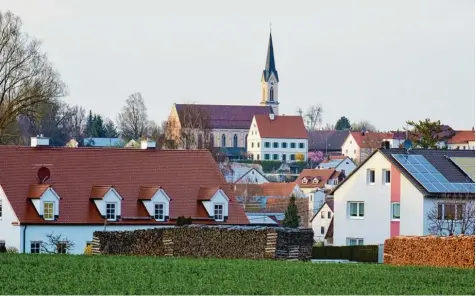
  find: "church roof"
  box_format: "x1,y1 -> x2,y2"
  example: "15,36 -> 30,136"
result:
263,33 -> 279,82
175,104 -> 273,130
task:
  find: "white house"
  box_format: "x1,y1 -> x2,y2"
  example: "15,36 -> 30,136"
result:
341,132 -> 395,164
0,138 -> 248,254
310,199 -> 334,245
331,148 -> 475,246
447,130 -> 475,150
221,164 -> 269,184
247,114 -> 308,162
316,156 -> 357,176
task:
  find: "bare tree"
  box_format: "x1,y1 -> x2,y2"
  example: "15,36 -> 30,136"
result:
40,233 -> 75,254
0,11 -> 66,143
427,195 -> 475,236
117,92 -> 150,140
66,104 -> 86,140
302,105 -> 323,131
351,120 -> 377,132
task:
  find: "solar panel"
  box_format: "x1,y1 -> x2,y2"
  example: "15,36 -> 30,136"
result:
392,154 -> 475,194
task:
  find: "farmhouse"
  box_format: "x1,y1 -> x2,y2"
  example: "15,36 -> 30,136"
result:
0,138 -> 248,254
331,147 -> 475,246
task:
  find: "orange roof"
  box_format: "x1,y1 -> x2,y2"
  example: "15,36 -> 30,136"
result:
350,132 -> 393,149
0,146 -> 248,225
90,185 -> 114,199
27,184 -> 51,199
448,130 -> 475,144
296,169 -> 338,189
234,183 -> 297,197
197,186 -> 220,201
254,115 -> 308,139
138,186 -> 161,200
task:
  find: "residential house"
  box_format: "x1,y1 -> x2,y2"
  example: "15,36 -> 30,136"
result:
308,130 -> 350,155
296,169 -> 346,218
0,138 -> 248,254
316,156 -> 357,175
341,131 -> 393,164
331,148 -> 475,246
310,199 -> 334,245
247,114 -> 308,162
221,164 -> 269,184
447,130 -> 475,150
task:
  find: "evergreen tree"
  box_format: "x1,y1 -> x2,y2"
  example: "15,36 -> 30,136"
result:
85,110 -> 94,137
335,116 -> 351,130
282,195 -> 300,228
406,118 -> 445,149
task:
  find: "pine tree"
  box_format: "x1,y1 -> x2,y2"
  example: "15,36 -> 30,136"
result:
282,195 -> 300,228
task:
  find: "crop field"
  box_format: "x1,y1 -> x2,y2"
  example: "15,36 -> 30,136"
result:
0,254 -> 474,295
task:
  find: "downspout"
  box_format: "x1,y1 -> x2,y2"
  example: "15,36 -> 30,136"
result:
23,225 -> 28,253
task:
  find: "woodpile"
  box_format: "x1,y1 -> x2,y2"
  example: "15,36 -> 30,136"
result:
93,226 -> 314,261
384,235 -> 475,268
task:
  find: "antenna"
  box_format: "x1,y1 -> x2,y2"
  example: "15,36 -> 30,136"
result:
403,139 -> 413,153
37,167 -> 51,184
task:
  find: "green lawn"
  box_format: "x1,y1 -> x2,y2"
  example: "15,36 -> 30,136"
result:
0,254 -> 474,295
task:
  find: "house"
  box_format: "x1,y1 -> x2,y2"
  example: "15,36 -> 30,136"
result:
447,130 -> 475,150
296,169 -> 346,217
247,114 -> 308,162
316,156 -> 357,175
331,148 -> 475,246
221,164 -> 269,184
341,131 -> 393,164
165,32 -> 282,156
310,199 -> 334,245
0,138 -> 248,254
308,130 -> 350,155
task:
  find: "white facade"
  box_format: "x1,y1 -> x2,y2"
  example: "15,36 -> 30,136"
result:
234,169 -> 269,184
447,141 -> 475,150
316,157 -> 357,176
247,117 -> 308,162
311,203 -> 333,245
0,187 -> 21,251
260,72 -> 279,115
341,134 -> 361,163
201,189 -> 230,221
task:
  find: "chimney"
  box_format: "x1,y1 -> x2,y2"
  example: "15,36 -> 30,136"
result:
31,135 -> 50,147
269,113 -> 275,121
141,139 -> 156,150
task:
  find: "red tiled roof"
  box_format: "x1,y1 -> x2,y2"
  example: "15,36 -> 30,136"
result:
254,115 -> 308,139
197,186 -> 220,201
234,183 -> 297,197
296,169 -> 336,189
90,185 -> 114,199
137,186 -> 161,200
350,132 -> 393,149
0,146 -> 248,225
27,184 -> 51,199
448,130 -> 475,144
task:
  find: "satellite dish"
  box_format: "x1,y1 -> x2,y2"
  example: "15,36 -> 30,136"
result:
403,139 -> 413,151
37,167 -> 51,184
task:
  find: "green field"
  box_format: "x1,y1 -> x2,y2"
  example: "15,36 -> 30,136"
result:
0,254 -> 474,295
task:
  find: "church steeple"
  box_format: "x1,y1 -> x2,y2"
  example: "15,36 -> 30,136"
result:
261,30 -> 280,115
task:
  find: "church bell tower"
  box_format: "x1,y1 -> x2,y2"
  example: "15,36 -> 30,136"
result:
260,31 -> 279,115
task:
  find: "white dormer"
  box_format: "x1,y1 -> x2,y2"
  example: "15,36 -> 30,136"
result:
138,186 -> 171,221
312,178 -> 319,184
198,187 -> 230,222
28,185 -> 61,220
90,186 -> 123,221
302,178 -> 308,184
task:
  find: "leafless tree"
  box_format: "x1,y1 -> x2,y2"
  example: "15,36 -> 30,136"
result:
0,11 -> 66,143
303,105 -> 323,131
321,123 -> 335,131
351,120 -> 377,132
427,195 -> 475,236
117,92 -> 150,140
40,233 -> 75,254
65,104 -> 86,140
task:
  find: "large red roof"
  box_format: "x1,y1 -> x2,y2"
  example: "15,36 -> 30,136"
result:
448,130 -> 475,144
350,132 -> 393,149
0,146 -> 248,225
254,115 -> 308,139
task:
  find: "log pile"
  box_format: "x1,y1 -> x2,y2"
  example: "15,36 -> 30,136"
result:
384,235 -> 475,268
93,226 -> 314,261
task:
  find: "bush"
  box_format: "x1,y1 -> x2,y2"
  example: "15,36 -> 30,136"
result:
312,245 -> 378,262
0,245 -> 7,253
176,216 -> 193,226
84,245 -> 93,256
6,247 -> 18,254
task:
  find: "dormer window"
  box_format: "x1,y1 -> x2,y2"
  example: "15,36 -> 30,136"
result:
28,184 -> 61,221
138,186 -> 171,222
90,186 -> 123,221
43,202 -> 54,220
106,203 -> 117,220
154,203 -> 165,221
312,178 -> 319,184
198,186 -> 229,222
302,178 -> 308,184
214,204 -> 224,221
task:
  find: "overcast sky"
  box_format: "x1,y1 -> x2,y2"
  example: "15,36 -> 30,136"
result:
1,0 -> 474,130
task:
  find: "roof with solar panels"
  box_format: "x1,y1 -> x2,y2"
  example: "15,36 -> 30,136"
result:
331,147 -> 475,197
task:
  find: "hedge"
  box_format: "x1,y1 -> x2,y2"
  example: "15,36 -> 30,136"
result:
312,245 -> 379,262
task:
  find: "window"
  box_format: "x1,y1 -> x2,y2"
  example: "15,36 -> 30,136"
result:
321,227 -> 325,234
282,154 -> 286,161
328,179 -> 338,185
273,154 -> 278,160
321,211 -> 325,219
328,211 -> 331,219
282,142 -> 287,148
291,143 -> 296,149
290,154 -> 295,161
354,149 -> 356,154
0,199 -> 2,218
438,203 -> 464,220
257,142 -> 260,148
273,142 -> 279,148
0,241 -> 5,249
257,154 -> 260,160
299,143 -> 304,149
55,242 -> 67,254
244,134 -> 248,149
43,202 -> 54,220
154,203 -> 165,221
30,242 -> 41,254
214,204 -> 224,221
312,178 -> 318,184
367,169 -> 375,184
221,134 -> 226,147
347,238 -> 364,246
106,203 -> 116,220
383,169 -> 391,184
264,154 -> 270,160
301,178 -> 308,184
210,134 -> 215,148
233,134 -> 238,148
270,87 -> 274,101
197,134 -> 203,149
349,202 -> 364,218
251,154 -> 254,160
392,202 -> 400,220
265,142 -> 270,148
251,142 -> 254,148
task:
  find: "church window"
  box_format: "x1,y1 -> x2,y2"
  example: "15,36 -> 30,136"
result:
233,134 -> 238,148
210,134 -> 214,147
270,87 -> 274,102
221,134 -> 226,148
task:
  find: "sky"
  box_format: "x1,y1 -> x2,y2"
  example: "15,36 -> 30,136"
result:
0,0 -> 474,131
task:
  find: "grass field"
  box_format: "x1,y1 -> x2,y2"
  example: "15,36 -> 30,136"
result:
0,254 -> 474,295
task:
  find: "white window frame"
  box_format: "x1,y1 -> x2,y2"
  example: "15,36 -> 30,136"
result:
367,169 -> 375,185
154,203 -> 165,221
347,238 -> 364,246
321,211 -> 325,219
348,201 -> 364,219
30,241 -> 42,254
320,226 -> 325,234
43,201 -> 54,220
214,204 -> 224,221
105,202 -> 117,221
383,169 -> 391,184
391,202 -> 400,220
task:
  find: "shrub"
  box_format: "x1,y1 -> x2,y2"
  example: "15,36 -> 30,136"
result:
176,216 -> 193,226
84,245 -> 93,256
295,153 -> 304,161
6,247 -> 18,254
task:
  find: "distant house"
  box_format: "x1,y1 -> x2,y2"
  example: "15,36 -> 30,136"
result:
447,130 -> 475,150
222,166 -> 269,184
310,199 -> 334,245
247,114 -> 308,162
308,130 -> 349,155
0,137 -> 248,254
341,132 -> 393,164
316,156 -> 357,176
83,137 -> 124,147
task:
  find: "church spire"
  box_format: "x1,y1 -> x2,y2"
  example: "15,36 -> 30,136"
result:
263,31 -> 279,82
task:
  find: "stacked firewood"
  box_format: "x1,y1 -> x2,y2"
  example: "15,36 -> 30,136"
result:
384,235 -> 475,268
274,228 -> 314,261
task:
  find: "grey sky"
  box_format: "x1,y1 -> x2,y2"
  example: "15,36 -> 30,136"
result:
1,0 -> 474,130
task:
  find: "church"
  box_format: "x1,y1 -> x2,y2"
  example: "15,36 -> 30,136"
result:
167,32 -> 281,158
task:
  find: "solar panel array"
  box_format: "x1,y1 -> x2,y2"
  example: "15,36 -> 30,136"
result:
392,154 -> 475,193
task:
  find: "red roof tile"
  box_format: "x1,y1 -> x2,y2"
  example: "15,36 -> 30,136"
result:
234,183 -> 297,197
254,115 -> 308,139
90,185 -> 114,199
197,186 -> 220,201
27,184 -> 51,199
137,186 -> 161,200
448,130 -> 475,144
296,169 -> 336,189
0,146 -> 248,225
350,132 -> 393,149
